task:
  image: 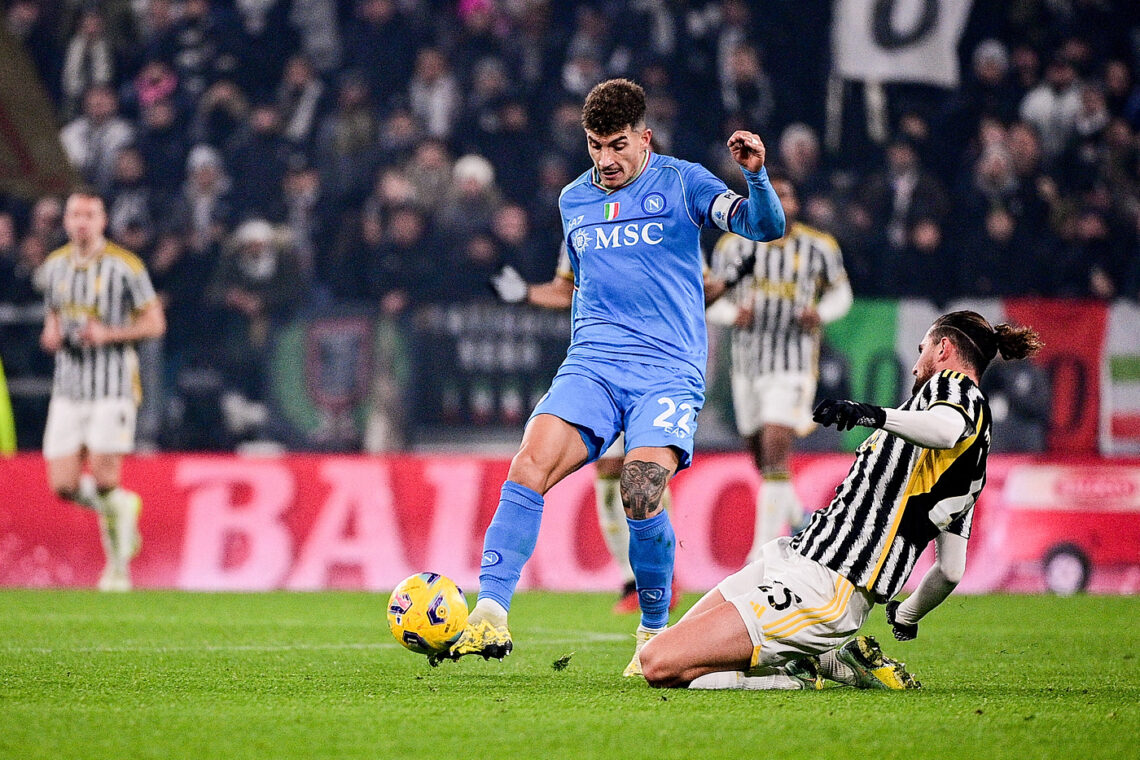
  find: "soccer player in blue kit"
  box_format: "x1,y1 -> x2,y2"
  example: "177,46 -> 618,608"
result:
439,78 -> 785,674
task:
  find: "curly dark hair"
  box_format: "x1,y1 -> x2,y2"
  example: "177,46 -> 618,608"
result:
581,78 -> 646,136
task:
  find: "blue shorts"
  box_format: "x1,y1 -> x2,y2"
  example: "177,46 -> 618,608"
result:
531,356 -> 705,470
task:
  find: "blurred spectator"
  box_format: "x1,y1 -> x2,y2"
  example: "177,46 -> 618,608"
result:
148,230 -> 219,394
1010,43 -> 1042,103
59,85 -> 135,195
719,43 -> 774,135
290,0 -> 341,74
499,1 -> 562,102
205,219 -> 304,401
231,0 -> 299,102
982,359 -> 1052,452
460,57 -> 513,154
491,203 -> 541,282
314,71 -> 381,205
377,107 -> 423,166
225,102 -> 291,221
545,99 -> 588,170
898,218 -> 953,300
106,146 -> 158,241
528,153 -> 571,256
133,0 -> 179,68
404,138 -> 453,210
1020,54 -> 1082,165
60,7 -> 117,119
0,234 -> 51,381
436,154 -> 503,244
27,196 -> 65,251
859,134 -> 949,254
191,79 -> 251,148
775,123 -> 830,201
135,98 -> 190,199
121,59 -> 182,120
174,0 -> 242,100
1103,59 -> 1140,128
476,99 -> 537,204
366,204 -> 442,313
450,0 -> 506,85
170,144 -> 235,254
409,47 -> 461,140
957,207 -> 1029,297
441,229 -> 503,302
1006,121 -> 1060,235
342,0 -> 423,110
281,156 -> 327,282
276,54 -> 330,151
936,39 -> 1020,182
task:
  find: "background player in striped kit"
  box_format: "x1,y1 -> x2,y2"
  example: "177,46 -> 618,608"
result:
446,78 -> 785,673
705,174 -> 852,563
38,189 -> 165,591
638,311 -> 1041,690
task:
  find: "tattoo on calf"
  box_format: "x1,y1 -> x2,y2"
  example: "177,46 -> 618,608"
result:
620,461 -> 669,520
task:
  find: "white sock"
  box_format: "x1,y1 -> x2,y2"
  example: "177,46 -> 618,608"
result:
689,670 -> 807,690
688,671 -> 744,689
819,649 -> 857,686
75,474 -> 102,511
469,598 -> 508,626
595,476 -> 634,584
749,476 -> 795,559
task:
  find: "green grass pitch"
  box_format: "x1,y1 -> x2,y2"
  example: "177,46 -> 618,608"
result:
1,590 -> 1137,760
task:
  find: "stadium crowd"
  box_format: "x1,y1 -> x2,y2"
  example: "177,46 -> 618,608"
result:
1,0 -> 1139,451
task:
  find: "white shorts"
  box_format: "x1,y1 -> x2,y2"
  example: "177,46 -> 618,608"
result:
718,537 -> 873,670
42,397 -> 138,459
731,371 -> 816,437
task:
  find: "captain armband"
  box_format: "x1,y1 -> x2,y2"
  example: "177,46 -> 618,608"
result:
710,191 -> 745,232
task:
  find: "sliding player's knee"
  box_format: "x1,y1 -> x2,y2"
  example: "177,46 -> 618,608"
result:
637,640 -> 675,687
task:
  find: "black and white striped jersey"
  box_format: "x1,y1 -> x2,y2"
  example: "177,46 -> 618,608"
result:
710,221 -> 847,376
790,370 -> 991,601
40,241 -> 158,402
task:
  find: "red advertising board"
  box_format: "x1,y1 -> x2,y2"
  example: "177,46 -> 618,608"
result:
1,453 -> 1138,594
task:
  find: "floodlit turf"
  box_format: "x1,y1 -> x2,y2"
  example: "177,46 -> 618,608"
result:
1,590 -> 1137,760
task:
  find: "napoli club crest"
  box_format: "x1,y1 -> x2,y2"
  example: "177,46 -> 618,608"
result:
642,192 -> 666,215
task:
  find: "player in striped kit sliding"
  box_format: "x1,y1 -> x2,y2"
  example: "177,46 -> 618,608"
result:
638,310 -> 1042,690
38,189 -> 165,591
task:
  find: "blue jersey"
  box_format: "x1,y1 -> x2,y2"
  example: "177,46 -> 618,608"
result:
559,151 -> 777,380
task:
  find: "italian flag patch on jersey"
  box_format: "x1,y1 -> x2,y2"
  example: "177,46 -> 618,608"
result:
603,202 -> 620,220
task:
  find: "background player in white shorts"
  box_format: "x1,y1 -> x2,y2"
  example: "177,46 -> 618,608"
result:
638,310 -> 1042,691
705,174 -> 852,563
39,189 -> 165,591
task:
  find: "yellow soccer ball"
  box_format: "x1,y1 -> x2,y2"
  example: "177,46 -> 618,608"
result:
386,572 -> 469,655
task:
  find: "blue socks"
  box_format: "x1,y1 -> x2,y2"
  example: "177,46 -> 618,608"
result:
627,510 -> 675,629
477,481 -> 544,612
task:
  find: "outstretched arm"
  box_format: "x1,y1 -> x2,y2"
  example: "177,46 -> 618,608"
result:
813,400 -> 966,447
887,531 -> 967,640
712,130 -> 785,242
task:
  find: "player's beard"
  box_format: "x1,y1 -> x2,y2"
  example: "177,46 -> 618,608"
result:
911,367 -> 933,395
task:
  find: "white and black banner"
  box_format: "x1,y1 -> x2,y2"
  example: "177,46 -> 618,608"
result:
833,0 -> 974,88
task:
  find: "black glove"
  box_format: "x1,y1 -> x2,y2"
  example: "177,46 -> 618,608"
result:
812,399 -> 887,431
488,265 -> 528,304
721,249 -> 757,288
885,600 -> 918,641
